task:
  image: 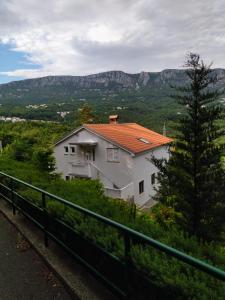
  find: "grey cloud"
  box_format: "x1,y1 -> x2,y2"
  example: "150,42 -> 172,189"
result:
0,1 -> 28,35
72,38 -> 185,73
1,0 -> 225,78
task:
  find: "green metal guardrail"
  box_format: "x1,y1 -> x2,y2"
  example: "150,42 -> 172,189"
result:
0,171 -> 225,299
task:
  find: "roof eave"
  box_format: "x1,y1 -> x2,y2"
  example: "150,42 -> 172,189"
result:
133,141 -> 173,157
55,124 -> 173,157
54,126 -> 84,146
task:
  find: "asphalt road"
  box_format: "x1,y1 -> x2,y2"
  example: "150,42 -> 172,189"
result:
0,212 -> 74,300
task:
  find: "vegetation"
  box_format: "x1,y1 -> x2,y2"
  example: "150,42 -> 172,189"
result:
0,58 -> 225,297
0,121 -> 71,171
0,85 -> 183,133
75,103 -> 96,126
152,53 -> 225,242
0,119 -> 224,298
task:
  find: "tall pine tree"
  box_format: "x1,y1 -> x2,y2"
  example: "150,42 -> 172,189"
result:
152,53 -> 225,241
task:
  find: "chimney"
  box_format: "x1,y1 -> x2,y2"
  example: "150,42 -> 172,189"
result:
109,115 -> 119,124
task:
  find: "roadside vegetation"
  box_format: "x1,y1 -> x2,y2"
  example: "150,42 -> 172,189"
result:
0,54 -> 225,298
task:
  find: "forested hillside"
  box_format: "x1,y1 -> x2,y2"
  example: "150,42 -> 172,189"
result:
0,69 -> 225,132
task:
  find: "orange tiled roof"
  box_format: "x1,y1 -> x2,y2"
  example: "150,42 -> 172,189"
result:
84,123 -> 173,154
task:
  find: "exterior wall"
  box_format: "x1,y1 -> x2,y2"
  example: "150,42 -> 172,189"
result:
132,146 -> 170,207
54,128 -> 170,206
54,128 -> 133,191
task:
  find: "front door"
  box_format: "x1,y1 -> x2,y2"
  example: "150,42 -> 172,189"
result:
85,150 -> 92,161
85,149 -> 95,162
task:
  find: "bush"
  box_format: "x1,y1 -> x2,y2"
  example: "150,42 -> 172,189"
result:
0,157 -> 225,298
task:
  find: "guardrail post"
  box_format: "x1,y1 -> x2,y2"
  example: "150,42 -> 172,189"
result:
10,178 -> 16,215
42,193 -> 49,247
124,233 -> 132,298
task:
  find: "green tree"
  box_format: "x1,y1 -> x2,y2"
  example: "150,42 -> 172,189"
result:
152,53 -> 225,241
32,147 -> 55,172
76,103 -> 95,126
9,139 -> 32,161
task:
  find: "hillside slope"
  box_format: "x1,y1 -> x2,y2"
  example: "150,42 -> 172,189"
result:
0,69 -> 224,132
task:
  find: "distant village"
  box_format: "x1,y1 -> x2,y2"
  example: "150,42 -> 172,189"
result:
0,115 -> 55,123
0,116 -> 26,123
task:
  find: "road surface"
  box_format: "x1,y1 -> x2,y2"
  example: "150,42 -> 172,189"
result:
0,212 -> 74,300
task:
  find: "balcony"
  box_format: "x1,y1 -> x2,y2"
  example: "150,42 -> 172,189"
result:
68,161 -> 91,178
105,182 -> 134,201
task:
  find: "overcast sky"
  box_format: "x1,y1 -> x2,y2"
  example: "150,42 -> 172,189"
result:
0,0 -> 224,83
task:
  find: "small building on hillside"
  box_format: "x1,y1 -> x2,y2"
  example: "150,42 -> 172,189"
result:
54,116 -> 172,207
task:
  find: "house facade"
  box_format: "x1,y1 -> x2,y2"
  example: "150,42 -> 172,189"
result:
54,118 -> 172,207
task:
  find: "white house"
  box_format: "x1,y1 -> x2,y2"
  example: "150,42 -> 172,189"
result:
54,116 -> 172,207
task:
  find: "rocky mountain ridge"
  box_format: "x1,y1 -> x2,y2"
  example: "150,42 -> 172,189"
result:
0,69 -> 225,105
1,69 -> 189,89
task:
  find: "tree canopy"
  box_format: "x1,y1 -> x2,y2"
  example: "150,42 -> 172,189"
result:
152,53 -> 225,241
76,103 -> 95,126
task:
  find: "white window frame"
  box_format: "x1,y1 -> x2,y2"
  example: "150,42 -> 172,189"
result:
64,146 -> 69,154
151,173 -> 157,185
107,148 -> 119,162
70,146 -> 76,154
139,180 -> 144,194
151,173 -> 155,185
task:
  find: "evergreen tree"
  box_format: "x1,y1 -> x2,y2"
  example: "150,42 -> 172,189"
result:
152,53 -> 225,241
76,103 -> 95,126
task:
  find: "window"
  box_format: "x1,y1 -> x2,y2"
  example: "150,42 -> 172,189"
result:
138,137 -> 150,144
70,146 -> 76,154
64,146 -> 69,154
151,173 -> 156,185
65,175 -> 70,181
107,148 -> 119,162
139,180 -> 144,194
92,149 -> 95,161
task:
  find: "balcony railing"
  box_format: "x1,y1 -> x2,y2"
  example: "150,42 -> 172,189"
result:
0,171 -> 224,299
69,161 -> 91,178
105,182 -> 134,201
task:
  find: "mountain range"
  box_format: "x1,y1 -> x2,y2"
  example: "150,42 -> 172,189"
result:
0,69 -> 225,105
0,69 -> 224,132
